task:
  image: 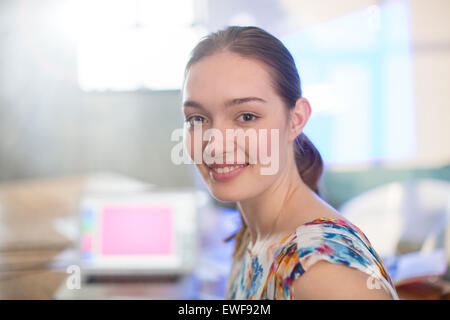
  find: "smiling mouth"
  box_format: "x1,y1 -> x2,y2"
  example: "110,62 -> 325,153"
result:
209,164 -> 249,174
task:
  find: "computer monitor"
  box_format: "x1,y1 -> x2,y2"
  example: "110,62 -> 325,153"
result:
77,190 -> 198,278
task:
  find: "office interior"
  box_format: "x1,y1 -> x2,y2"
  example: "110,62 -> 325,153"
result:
0,0 -> 449,300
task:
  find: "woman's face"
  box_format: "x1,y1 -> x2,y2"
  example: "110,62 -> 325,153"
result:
182,51 -> 292,202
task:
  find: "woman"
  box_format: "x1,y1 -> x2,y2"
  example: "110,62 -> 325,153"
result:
182,26 -> 399,300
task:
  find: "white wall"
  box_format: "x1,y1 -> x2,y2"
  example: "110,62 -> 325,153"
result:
410,0 -> 450,167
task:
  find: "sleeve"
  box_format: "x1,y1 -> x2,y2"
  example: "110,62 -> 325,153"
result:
289,222 -> 399,300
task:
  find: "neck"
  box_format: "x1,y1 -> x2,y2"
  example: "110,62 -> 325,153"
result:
237,157 -> 314,246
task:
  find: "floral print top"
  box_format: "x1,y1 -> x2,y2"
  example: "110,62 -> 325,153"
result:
225,217 -> 399,300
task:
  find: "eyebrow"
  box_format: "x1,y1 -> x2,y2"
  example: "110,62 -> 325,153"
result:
183,97 -> 266,110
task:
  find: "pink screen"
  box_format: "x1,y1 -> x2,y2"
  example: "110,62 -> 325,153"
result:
100,205 -> 174,255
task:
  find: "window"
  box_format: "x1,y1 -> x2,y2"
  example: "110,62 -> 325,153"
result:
282,0 -> 415,165
76,0 -> 206,91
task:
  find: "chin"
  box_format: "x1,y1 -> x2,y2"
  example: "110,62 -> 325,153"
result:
196,163 -> 265,202
206,176 -> 267,203
208,185 -> 248,202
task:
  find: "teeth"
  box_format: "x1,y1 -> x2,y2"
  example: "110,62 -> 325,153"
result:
212,165 -> 246,174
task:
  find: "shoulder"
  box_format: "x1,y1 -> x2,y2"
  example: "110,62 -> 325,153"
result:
292,260 -> 393,299
295,217 -> 386,274
283,217 -> 398,299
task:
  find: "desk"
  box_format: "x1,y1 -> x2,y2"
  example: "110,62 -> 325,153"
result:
0,176 -> 84,299
0,174 -> 233,299
0,174 -> 449,299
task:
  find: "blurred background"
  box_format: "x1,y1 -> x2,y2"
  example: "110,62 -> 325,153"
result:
0,0 -> 449,300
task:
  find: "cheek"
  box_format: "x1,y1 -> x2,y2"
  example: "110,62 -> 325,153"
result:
184,128 -> 206,162
247,126 -> 289,180
253,127 -> 286,163
183,129 -> 193,159
184,128 -> 211,180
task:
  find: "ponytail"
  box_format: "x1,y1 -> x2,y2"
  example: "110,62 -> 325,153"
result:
293,132 -> 324,196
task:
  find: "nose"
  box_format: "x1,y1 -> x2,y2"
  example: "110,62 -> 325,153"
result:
204,124 -> 235,165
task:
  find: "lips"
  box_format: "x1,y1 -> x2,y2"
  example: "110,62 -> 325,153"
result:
207,162 -> 249,182
208,162 -> 248,168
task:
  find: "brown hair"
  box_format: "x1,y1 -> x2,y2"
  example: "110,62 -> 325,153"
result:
183,26 -> 324,261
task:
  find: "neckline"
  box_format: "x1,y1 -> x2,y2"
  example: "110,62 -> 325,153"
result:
246,216 -> 350,256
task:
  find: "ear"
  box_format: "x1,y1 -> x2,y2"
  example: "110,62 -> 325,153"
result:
288,97 -> 311,142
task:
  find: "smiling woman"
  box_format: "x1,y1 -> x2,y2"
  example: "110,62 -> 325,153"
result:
181,26 -> 399,300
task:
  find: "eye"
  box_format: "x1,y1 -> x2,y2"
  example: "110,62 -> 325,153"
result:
185,115 -> 206,127
237,113 -> 258,122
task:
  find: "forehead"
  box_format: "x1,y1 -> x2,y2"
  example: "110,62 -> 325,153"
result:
183,51 -> 275,103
